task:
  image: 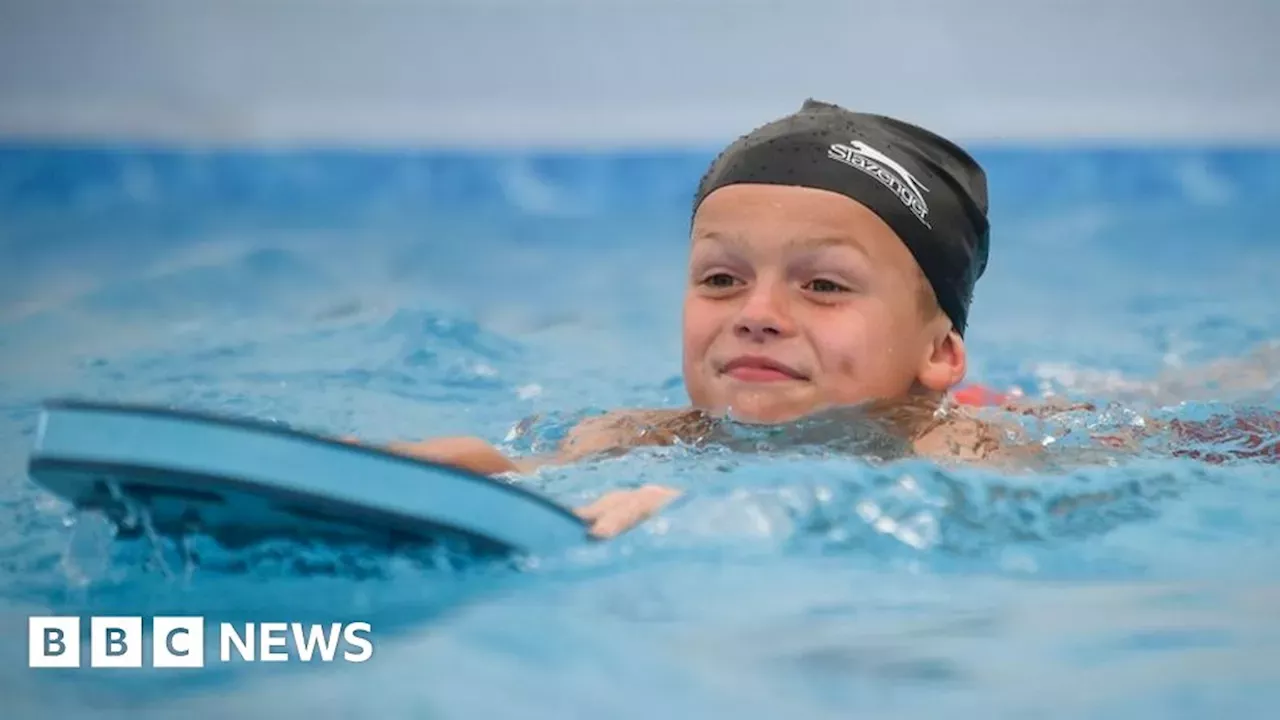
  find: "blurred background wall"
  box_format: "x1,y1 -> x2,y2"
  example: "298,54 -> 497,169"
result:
2,0 -> 1279,398
2,0 -> 1278,148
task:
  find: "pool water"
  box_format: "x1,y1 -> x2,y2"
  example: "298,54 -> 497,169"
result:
2,146 -> 1280,718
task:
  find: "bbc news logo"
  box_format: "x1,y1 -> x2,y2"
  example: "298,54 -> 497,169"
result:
29,616 -> 373,668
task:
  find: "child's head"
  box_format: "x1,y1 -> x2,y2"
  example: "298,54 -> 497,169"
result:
681,100 -> 991,423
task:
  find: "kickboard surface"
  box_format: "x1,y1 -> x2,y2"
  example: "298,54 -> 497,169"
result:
27,400 -> 589,556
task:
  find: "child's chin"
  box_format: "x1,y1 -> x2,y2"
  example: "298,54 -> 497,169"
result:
715,389 -> 820,425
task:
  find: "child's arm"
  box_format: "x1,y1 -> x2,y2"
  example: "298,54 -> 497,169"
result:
380,436 -> 526,474
381,409 -> 687,471
362,410 -> 689,537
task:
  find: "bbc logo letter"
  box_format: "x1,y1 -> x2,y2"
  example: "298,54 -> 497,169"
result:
154,617 -> 205,668
91,616 -> 143,667
29,617 -> 80,668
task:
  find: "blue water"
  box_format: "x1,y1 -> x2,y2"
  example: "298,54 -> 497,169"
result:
2,145 -> 1280,718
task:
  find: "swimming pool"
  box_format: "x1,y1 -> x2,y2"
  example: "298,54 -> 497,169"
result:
2,144 -> 1279,718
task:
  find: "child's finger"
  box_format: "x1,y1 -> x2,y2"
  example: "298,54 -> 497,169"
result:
575,486 -> 682,537
587,497 -> 666,538
588,501 -> 647,539
574,501 -> 604,521
574,493 -> 626,522
589,512 -> 634,539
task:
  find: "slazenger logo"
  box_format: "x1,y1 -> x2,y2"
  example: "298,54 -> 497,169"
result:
827,140 -> 931,228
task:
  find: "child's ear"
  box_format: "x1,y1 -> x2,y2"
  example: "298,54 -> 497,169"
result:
917,327 -> 967,392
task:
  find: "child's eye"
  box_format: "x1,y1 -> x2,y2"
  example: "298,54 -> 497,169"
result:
804,278 -> 851,293
701,273 -> 739,288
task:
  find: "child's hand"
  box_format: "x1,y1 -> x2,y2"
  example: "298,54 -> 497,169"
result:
574,485 -> 681,538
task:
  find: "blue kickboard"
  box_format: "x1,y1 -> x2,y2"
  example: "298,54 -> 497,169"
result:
26,400 -> 590,556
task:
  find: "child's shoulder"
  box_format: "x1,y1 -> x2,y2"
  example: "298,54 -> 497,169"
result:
911,411 -> 1006,462
911,396 -> 1105,468
560,408 -> 708,462
909,402 -> 1052,468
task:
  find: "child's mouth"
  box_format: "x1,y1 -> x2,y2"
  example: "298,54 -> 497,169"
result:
721,356 -> 807,383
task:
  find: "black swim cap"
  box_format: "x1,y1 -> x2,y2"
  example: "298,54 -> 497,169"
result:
692,99 -> 990,335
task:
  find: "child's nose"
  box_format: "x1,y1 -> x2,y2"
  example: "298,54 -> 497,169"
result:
734,284 -> 794,339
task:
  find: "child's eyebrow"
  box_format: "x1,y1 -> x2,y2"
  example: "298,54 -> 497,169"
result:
695,230 -> 870,259
692,230 -> 741,247
784,235 -> 871,259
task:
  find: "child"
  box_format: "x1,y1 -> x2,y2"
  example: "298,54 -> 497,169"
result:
364,100 -> 1276,538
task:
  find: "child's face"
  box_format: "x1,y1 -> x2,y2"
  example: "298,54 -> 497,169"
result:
682,183 -> 967,424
